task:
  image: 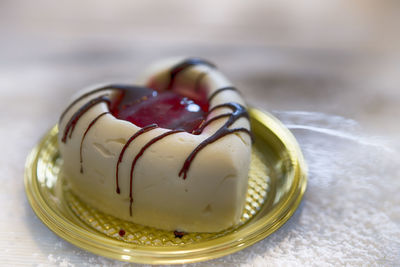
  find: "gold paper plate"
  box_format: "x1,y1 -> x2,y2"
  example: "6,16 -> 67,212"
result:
24,108 -> 307,264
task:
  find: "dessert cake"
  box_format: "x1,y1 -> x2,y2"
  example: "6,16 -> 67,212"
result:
58,58 -> 252,233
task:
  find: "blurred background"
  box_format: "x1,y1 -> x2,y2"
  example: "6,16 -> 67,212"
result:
1,0 -> 400,265
1,0 -> 400,138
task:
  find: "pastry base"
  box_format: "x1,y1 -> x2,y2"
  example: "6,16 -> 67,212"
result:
24,108 -> 307,264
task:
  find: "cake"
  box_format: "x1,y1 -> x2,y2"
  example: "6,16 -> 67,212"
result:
58,58 -> 252,233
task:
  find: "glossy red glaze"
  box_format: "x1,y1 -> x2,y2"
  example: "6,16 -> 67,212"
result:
111,88 -> 208,133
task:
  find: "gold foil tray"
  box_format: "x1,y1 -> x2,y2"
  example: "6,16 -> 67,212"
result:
24,108 -> 307,264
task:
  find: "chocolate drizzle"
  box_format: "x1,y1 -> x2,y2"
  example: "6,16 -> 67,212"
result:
79,111 -> 109,173
60,86 -> 113,124
166,58 -> 216,90
179,102 -> 252,179
208,86 -> 238,103
59,84 -> 149,124
59,58 -> 253,217
128,129 -> 184,216
115,124 -> 158,194
61,94 -> 110,143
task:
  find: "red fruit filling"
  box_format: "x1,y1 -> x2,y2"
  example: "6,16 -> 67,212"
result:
110,87 -> 208,133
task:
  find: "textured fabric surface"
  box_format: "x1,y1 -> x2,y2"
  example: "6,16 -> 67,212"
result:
1,110 -> 399,266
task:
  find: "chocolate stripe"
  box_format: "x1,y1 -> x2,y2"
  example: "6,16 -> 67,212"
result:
115,124 -> 158,194
179,102 -> 251,180
208,87 -> 238,103
62,94 -> 110,143
192,113 -> 231,135
128,129 -> 184,216
59,84 -> 144,124
166,58 -> 216,90
79,112 -> 110,173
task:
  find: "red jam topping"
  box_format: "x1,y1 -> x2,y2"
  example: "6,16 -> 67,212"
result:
110,87 -> 208,133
